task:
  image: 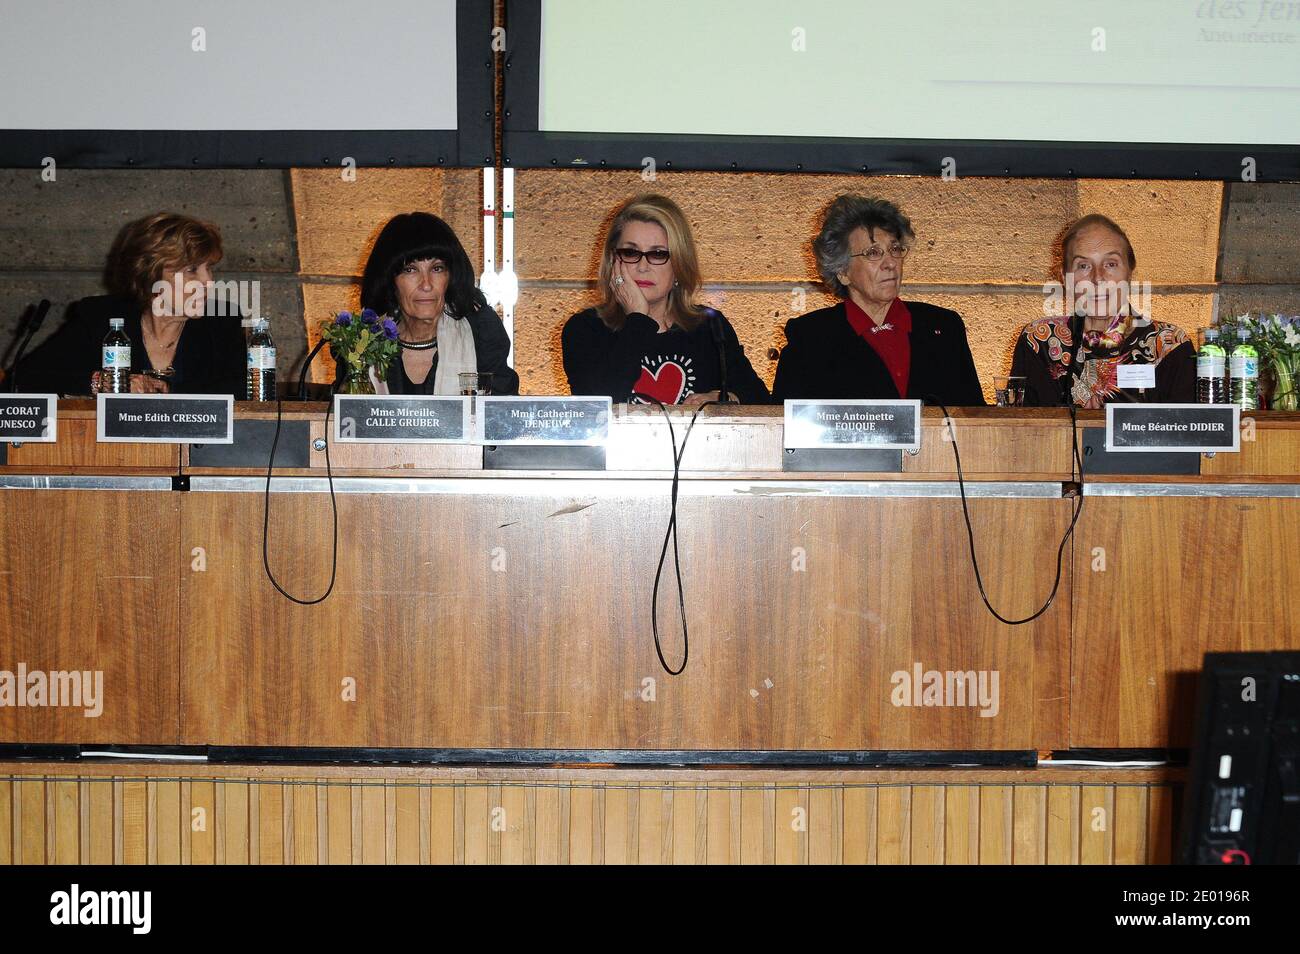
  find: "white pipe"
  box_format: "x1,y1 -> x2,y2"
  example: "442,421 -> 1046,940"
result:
478,166 -> 500,307
499,167 -> 518,366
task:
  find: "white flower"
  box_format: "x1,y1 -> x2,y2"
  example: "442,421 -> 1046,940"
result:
1285,325 -> 1300,348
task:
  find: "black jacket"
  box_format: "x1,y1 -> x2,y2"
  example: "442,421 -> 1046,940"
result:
561,307 -> 769,404
335,303 -> 520,396
14,294 -> 246,396
772,300 -> 985,406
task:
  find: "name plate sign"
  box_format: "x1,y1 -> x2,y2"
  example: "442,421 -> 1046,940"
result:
1105,403 -> 1239,453
783,399 -> 922,451
0,394 -> 57,442
333,395 -> 469,443
475,396 -> 610,446
97,393 -> 234,444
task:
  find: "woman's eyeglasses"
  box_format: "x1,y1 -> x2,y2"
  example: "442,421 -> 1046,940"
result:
849,243 -> 910,262
614,247 -> 671,265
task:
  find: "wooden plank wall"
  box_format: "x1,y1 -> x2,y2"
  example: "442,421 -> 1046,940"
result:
0,765 -> 1178,865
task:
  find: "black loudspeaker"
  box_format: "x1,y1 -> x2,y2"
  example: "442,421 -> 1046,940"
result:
1181,651 -> 1300,864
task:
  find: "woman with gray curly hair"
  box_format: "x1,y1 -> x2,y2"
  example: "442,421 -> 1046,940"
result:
772,194 -> 984,405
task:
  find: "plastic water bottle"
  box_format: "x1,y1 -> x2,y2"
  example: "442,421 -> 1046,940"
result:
1196,327 -> 1226,404
246,319 -> 276,400
101,318 -> 131,393
1229,327 -> 1258,410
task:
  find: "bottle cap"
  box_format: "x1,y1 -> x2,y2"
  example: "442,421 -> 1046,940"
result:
1237,327 -> 1249,340
1204,327 -> 1218,340
109,317 -> 124,329
255,319 -> 269,331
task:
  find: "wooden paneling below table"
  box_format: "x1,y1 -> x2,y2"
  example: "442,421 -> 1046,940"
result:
178,483 -> 1070,750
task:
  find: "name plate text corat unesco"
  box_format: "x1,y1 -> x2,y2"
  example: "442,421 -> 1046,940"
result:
783,399 -> 922,451
474,396 -> 611,446
333,395 -> 469,444
0,394 -> 58,442
1105,403 -> 1240,453
96,393 -> 234,444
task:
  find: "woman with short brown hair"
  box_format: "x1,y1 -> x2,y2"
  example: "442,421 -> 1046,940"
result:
17,212 -> 246,396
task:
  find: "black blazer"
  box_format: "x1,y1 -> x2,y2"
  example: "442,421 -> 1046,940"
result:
772,300 -> 985,406
334,303 -> 521,395
14,294 -> 246,396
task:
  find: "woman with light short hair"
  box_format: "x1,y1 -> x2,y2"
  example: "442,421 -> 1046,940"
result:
1009,214 -> 1194,407
773,193 -> 984,406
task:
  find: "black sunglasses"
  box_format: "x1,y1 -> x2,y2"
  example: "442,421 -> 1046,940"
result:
614,246 -> 670,265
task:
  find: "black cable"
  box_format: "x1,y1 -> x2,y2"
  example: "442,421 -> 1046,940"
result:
932,399 -> 1084,626
630,392 -> 718,675
262,397 -> 338,604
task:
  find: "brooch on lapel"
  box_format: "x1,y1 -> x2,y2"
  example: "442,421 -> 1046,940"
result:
869,322 -> 894,334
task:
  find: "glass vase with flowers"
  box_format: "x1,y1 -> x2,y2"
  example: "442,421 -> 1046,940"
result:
319,308 -> 400,394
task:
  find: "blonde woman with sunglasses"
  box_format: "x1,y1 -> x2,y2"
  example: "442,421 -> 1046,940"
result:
561,194 -> 768,405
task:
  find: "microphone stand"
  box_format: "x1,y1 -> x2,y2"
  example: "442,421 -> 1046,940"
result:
296,337 -> 330,401
6,299 -> 51,392
1060,308 -> 1086,408
709,311 -> 731,404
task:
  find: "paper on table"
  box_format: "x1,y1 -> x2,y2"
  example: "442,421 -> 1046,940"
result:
1117,364 -> 1156,390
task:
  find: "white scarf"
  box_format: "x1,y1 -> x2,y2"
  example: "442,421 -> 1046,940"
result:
372,309 -> 479,395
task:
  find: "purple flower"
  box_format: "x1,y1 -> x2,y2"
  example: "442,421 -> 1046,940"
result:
381,318 -> 399,340
335,311 -> 353,326
360,308 -> 378,324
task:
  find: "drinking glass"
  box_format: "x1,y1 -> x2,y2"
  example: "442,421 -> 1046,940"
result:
459,372 -> 490,415
994,375 -> 1026,407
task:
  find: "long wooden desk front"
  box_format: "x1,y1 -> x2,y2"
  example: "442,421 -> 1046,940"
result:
1,403 -> 1296,755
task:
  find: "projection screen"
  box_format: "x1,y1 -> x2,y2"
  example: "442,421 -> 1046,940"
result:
505,0 -> 1300,180
0,0 -> 494,167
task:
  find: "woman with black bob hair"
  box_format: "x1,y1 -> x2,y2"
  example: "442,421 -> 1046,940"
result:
350,212 -> 518,395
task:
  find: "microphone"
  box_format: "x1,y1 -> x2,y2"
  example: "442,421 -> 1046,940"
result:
1060,308 -> 1086,407
0,302 -> 34,383
296,336 -> 330,401
8,299 -> 51,393
708,310 -> 732,403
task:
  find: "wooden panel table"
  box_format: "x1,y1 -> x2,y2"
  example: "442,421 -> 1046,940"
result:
2,403 -> 1298,755
0,403 -> 1076,754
